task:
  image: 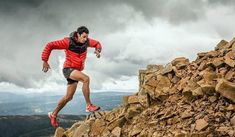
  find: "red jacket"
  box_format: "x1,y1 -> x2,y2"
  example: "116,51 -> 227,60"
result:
41,32 -> 102,71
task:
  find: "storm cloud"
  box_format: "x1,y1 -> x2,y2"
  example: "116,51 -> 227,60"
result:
0,0 -> 234,93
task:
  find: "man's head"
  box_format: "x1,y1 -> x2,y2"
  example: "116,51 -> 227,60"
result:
76,26 -> 89,43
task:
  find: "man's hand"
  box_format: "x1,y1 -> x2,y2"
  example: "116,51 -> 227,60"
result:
94,49 -> 101,58
42,61 -> 51,73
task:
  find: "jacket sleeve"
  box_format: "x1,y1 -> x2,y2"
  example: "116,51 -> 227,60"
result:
88,38 -> 102,52
41,37 -> 69,62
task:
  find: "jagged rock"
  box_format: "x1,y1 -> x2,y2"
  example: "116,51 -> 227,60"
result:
224,55 -> 235,67
54,127 -> 66,137
171,57 -> 189,69
125,104 -> 142,119
211,57 -> 224,67
195,118 -> 208,131
128,95 -> 139,104
129,125 -> 142,136
107,116 -> 126,131
230,116 -> 235,126
90,119 -> 106,136
139,70 -> 146,90
216,79 -> 235,103
161,63 -> 173,75
225,69 -> 235,81
111,127 -> 121,137
64,122 -> 83,137
72,120 -> 94,137
215,40 -> 228,50
138,94 -> 150,108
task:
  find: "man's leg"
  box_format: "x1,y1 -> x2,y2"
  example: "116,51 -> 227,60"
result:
52,82 -> 78,117
69,70 -> 92,105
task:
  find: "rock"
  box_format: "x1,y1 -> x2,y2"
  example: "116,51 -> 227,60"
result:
111,127 -> 122,137
216,79 -> 235,103
143,84 -> 155,97
72,120 -> 94,137
64,122 -> 83,137
130,125 -> 142,136
207,50 -> 220,57
171,57 -> 189,69
138,94 -> 150,108
146,64 -> 163,72
90,119 -> 106,136
224,55 -> 235,67
128,95 -> 139,104
195,118 -> 208,131
225,70 -> 235,81
231,115 -> 235,126
145,74 -> 158,87
215,39 -> 228,50
139,70 -> 146,90
54,127 -> 65,137
107,116 -> 126,131
211,57 -> 224,67
181,110 -> 193,119
208,96 -> 217,103
123,96 -> 129,106
125,104 -> 142,119
161,63 -> 173,75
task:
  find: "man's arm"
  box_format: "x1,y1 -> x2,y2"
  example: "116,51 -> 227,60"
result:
88,38 -> 102,58
41,37 -> 69,72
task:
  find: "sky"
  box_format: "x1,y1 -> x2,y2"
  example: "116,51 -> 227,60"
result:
0,0 -> 235,94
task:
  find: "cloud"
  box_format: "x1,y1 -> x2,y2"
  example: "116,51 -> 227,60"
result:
0,0 -> 234,92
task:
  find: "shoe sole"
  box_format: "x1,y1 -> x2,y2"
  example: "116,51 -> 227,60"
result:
86,107 -> 100,113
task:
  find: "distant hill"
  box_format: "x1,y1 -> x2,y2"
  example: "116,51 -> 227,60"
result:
0,91 -> 134,115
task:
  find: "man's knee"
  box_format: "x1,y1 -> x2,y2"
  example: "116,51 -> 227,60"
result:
83,76 -> 90,83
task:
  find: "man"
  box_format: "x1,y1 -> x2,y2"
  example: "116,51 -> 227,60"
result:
41,26 -> 102,127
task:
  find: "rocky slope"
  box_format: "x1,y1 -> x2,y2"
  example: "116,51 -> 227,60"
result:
54,37 -> 235,137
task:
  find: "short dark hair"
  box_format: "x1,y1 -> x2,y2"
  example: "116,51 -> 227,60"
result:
77,26 -> 89,35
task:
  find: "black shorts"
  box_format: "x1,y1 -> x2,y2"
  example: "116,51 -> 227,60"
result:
62,68 -> 78,84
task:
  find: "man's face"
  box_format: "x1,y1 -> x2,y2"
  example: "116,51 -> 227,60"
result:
77,32 -> 88,43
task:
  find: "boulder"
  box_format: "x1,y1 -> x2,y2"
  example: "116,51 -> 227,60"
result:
216,79 -> 235,103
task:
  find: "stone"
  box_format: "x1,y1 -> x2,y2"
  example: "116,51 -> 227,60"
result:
231,115 -> 235,126
64,122 -> 83,137
128,95 -> 139,104
138,94 -> 150,108
161,63 -> 173,75
125,105 -> 142,119
225,51 -> 235,60
144,74 -> 158,87
225,70 -> 235,81
224,55 -> 235,67
54,127 -> 65,137
90,119 -> 106,136
123,96 -> 129,106
195,118 -> 208,131
211,57 -> 224,67
72,120 -> 94,137
216,79 -> 235,103
111,127 -> 122,137
215,40 -> 228,50
143,84 -> 155,97
108,116 -> 126,131
171,57 -> 189,69
207,50 -> 220,57
181,111 -> 193,119
147,64 -> 163,71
